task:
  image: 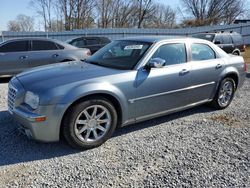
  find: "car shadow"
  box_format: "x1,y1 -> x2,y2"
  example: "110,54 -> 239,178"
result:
0,105 -> 215,167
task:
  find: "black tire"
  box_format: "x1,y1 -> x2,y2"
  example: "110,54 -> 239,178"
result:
232,51 -> 239,56
62,97 -> 118,149
211,77 -> 236,109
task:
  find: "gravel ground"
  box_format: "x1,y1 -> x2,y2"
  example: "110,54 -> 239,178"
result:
0,72 -> 249,188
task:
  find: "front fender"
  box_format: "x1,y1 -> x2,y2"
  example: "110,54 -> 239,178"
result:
58,82 -> 129,124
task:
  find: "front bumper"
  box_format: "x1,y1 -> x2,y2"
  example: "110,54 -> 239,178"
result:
11,104 -> 66,142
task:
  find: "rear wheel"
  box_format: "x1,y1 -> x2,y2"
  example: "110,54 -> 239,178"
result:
62,97 -> 118,149
211,78 -> 236,109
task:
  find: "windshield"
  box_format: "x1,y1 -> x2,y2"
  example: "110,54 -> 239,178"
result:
192,34 -> 215,42
86,40 -> 152,70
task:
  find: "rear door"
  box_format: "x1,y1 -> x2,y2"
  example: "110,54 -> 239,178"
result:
188,43 -> 225,103
28,40 -> 60,67
0,40 -> 29,76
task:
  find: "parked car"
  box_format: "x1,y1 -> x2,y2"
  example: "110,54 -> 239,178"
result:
0,38 -> 91,77
8,36 -> 246,149
66,36 -> 111,54
192,32 -> 246,55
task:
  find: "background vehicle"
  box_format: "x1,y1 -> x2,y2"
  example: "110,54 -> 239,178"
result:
192,32 -> 245,55
67,36 -> 111,54
0,38 -> 91,77
8,36 -> 246,149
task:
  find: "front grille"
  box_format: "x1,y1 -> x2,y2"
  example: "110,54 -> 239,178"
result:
8,83 -> 17,114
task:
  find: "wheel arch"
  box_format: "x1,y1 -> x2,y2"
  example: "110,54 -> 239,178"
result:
59,91 -> 126,139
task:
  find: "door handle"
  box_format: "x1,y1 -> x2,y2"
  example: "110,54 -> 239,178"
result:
179,69 -> 190,75
52,54 -> 59,58
216,64 -> 222,69
19,56 -> 28,60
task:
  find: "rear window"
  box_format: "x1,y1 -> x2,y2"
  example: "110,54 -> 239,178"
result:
100,37 -> 111,44
70,39 -> 86,47
0,41 -> 28,52
86,39 -> 99,45
231,34 -> 243,45
32,40 -> 58,51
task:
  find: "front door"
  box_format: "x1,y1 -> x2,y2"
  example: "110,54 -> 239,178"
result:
134,43 -> 192,119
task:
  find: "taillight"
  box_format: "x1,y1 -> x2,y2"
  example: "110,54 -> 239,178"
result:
87,51 -> 91,56
243,45 -> 246,52
244,62 -> 247,72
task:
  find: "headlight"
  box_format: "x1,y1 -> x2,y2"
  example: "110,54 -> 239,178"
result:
24,91 -> 40,110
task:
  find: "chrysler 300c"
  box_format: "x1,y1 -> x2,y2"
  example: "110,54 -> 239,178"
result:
8,36 -> 246,149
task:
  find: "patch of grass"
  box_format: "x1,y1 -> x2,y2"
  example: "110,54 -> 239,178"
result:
243,46 -> 250,64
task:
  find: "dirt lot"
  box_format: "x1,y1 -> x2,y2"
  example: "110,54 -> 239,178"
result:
0,71 -> 249,187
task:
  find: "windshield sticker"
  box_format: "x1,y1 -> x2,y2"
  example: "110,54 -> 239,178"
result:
205,35 -> 212,38
124,45 -> 143,50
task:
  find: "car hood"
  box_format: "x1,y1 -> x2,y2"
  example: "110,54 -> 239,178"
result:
16,61 -> 125,92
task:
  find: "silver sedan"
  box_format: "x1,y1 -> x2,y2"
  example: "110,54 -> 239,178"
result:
8,36 -> 246,149
0,38 -> 91,77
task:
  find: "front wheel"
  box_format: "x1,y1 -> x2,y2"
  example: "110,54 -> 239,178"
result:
62,97 -> 118,149
211,78 -> 236,109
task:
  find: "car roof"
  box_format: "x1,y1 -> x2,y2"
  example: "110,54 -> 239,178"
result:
119,35 -> 197,43
194,32 -> 240,36
2,37 -> 77,49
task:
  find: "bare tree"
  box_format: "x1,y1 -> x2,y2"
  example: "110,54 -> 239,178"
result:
7,21 -> 21,32
151,4 -> 176,28
181,0 -> 246,26
8,14 -> 34,32
96,0 -> 114,28
30,0 -> 53,31
134,0 -> 156,28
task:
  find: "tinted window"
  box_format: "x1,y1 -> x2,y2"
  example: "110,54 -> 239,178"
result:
32,40 -> 58,51
86,39 -> 99,45
231,34 -> 243,45
100,37 -> 111,44
191,43 -> 216,61
0,41 -> 28,52
193,34 -> 215,42
55,43 -> 65,49
214,35 -> 223,44
152,43 -> 186,65
70,39 -> 86,47
222,35 -> 232,44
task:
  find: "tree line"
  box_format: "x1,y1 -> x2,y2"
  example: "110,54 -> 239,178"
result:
7,0 -> 248,32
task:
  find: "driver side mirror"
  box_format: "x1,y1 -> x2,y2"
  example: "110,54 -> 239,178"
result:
145,58 -> 166,70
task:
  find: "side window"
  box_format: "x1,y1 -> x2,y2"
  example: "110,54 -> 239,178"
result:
151,43 -> 186,66
191,43 -> 216,61
232,34 -> 243,45
71,39 -> 86,47
214,35 -> 223,44
0,41 -> 28,52
55,43 -> 65,49
32,40 -> 58,51
222,35 -> 232,44
86,39 -> 99,45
